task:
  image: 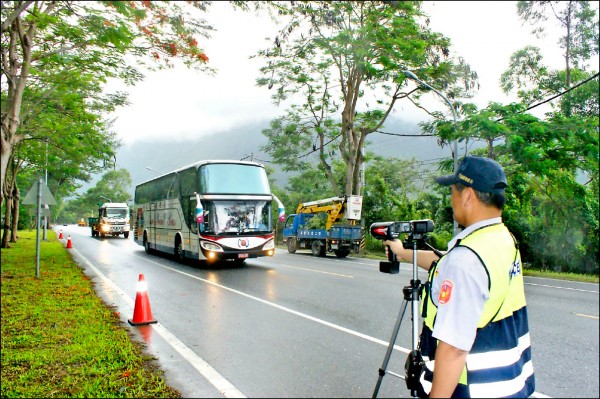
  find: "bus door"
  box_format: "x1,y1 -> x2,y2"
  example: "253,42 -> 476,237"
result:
185,196 -> 198,256
189,196 -> 199,235
149,201 -> 157,248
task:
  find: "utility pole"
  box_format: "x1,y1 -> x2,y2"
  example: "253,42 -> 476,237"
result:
402,70 -> 462,236
43,139 -> 48,240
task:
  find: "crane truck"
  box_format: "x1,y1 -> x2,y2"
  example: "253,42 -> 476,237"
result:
282,195 -> 363,258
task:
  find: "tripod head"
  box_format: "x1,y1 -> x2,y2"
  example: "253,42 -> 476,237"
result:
370,219 -> 440,274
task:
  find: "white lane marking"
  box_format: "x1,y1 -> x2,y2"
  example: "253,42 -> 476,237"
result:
72,248 -> 245,398
280,264 -> 354,278
525,282 -> 598,293
575,313 -> 599,319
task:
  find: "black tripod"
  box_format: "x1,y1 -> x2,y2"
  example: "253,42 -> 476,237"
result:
372,234 -> 442,399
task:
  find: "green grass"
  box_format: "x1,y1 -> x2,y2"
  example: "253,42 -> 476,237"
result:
520,268 -> 599,283
1,229 -> 181,398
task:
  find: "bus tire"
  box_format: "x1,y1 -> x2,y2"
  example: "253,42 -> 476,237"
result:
143,233 -> 152,254
287,238 -> 297,254
124,232 -> 129,239
174,236 -> 184,262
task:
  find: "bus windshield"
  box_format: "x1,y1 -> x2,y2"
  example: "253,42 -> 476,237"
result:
204,200 -> 272,235
199,163 -> 270,195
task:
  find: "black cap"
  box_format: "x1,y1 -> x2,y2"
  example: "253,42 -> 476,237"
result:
435,155 -> 507,194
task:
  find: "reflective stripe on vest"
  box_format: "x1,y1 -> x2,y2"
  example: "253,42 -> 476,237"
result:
418,223 -> 535,398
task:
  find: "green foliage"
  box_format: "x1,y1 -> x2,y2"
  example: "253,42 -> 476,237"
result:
398,93 -> 599,274
505,1 -> 599,115
2,0 -> 215,243
256,0 -> 477,195
305,214 -> 327,229
285,167 -> 337,210
1,230 -> 180,397
517,1 -> 599,71
58,169 -> 133,222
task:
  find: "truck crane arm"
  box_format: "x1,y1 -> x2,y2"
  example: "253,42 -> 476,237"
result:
295,196 -> 351,230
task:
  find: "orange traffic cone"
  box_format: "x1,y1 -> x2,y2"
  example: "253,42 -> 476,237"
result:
66,235 -> 73,249
58,230 -> 63,239
128,274 -> 157,326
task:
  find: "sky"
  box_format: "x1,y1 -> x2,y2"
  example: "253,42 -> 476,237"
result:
105,1 -> 574,148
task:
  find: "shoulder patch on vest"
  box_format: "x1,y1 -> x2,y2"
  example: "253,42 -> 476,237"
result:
438,279 -> 454,305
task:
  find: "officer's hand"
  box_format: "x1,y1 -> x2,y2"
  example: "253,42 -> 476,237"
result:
383,239 -> 407,261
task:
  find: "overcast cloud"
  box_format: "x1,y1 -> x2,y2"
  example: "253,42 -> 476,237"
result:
106,1 -> 571,147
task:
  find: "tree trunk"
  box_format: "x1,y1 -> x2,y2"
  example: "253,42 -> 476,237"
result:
564,1 -> 572,88
2,195 -> 13,248
318,131 -> 341,196
10,184 -> 20,242
0,144 -> 12,208
487,138 -> 495,159
1,18 -> 35,209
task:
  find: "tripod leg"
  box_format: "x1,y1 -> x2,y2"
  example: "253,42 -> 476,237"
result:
372,298 -> 410,399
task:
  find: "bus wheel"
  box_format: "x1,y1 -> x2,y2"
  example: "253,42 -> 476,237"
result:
287,238 -> 296,254
124,232 -> 129,239
144,233 -> 152,254
174,237 -> 184,262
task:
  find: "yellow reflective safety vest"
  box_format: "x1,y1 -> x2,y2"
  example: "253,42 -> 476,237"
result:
417,223 -> 535,398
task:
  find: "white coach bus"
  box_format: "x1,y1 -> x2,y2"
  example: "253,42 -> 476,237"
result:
133,160 -> 285,265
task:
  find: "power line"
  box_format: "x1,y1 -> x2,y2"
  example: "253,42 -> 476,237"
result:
297,133 -> 342,159
374,131 -> 436,137
498,72 -> 600,121
285,73 -> 599,162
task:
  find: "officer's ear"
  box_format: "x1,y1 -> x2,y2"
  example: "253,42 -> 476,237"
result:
463,186 -> 478,207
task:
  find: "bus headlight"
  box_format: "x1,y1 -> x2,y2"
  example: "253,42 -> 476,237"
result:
201,241 -> 223,252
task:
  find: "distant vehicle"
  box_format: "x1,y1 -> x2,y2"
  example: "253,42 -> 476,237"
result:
133,160 -> 285,265
283,195 -> 363,258
89,203 -> 131,238
63,223 -> 68,226
78,218 -> 86,227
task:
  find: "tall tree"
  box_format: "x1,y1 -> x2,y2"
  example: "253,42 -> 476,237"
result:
424,101 -> 599,272
516,0 -> 599,86
501,1 -> 599,116
1,0 -> 213,209
256,1 -> 476,196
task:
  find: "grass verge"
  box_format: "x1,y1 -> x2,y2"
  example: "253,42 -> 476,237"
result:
1,229 -> 181,398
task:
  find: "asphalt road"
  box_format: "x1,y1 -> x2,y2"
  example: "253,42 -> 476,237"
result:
55,224 -> 599,398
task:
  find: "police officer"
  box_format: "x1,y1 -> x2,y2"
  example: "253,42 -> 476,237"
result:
383,155 -> 535,398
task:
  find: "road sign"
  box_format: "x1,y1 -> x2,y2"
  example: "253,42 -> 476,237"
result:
22,179 -> 57,278
22,180 -> 56,205
28,207 -> 51,217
